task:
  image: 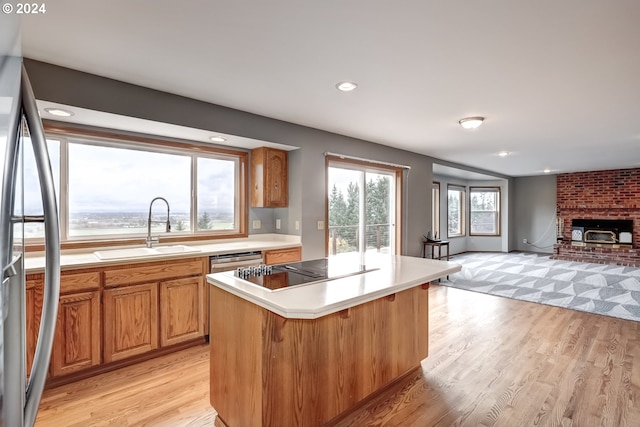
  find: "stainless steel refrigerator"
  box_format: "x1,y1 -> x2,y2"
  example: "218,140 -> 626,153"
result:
1,16 -> 61,427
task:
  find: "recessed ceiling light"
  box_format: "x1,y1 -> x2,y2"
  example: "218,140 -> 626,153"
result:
498,151 -> 510,157
210,136 -> 227,143
336,81 -> 358,92
458,116 -> 484,130
44,107 -> 74,117
543,168 -> 552,173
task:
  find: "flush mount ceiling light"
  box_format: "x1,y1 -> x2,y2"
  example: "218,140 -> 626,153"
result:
336,81 -> 358,92
458,116 -> 484,130
44,107 -> 74,117
498,151 -> 510,157
544,168 -> 552,173
210,135 -> 227,143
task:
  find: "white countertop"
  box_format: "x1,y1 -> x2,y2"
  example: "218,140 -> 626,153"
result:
24,233 -> 300,273
207,252 -> 461,319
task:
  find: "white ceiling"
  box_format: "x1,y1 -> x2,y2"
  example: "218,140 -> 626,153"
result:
21,1 -> 640,177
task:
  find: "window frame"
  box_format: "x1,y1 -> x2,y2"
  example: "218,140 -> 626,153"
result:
325,156 -> 403,256
447,184 -> 466,238
469,186 -> 501,236
28,122 -> 248,250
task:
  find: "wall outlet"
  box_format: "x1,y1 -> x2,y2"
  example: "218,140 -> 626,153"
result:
317,220 -> 324,230
253,220 -> 261,229
295,220 -> 300,230
275,219 -> 281,230
523,238 -> 528,244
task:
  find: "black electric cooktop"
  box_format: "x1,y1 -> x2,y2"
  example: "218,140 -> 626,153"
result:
235,258 -> 377,291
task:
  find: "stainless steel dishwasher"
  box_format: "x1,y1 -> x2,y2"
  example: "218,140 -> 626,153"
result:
206,251 -> 263,338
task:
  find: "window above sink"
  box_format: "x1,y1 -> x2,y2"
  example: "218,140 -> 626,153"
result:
21,122 -> 250,250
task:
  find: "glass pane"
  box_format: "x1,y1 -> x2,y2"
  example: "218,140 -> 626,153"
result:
328,167 -> 361,254
197,157 -> 237,231
23,136 -> 60,238
68,143 -> 191,237
365,172 -> 391,254
470,191 -> 497,211
432,183 -> 440,238
471,212 -> 497,233
447,189 -> 462,235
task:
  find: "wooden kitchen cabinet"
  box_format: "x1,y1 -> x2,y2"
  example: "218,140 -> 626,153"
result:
251,147 -> 288,207
103,282 -> 159,363
26,270 -> 102,378
103,257 -> 206,363
25,257 -> 207,382
51,290 -> 101,376
26,276 -> 42,377
263,246 -> 302,265
160,276 -> 205,347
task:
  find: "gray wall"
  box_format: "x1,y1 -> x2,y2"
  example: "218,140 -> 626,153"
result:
26,59 -> 552,259
25,59 -> 439,260
512,174 -> 557,253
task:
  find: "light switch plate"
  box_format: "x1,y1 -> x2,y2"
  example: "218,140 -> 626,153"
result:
295,220 -> 300,230
317,220 -> 324,230
252,220 -> 261,229
276,219 -> 281,229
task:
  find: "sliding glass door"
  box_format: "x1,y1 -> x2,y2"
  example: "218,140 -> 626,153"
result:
327,162 -> 396,255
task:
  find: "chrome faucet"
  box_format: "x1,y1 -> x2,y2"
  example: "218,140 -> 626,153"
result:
146,197 -> 171,248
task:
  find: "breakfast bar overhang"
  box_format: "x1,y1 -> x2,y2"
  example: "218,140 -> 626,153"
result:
207,253 -> 461,427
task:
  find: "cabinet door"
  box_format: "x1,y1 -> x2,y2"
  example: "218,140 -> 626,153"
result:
26,277 -> 43,377
104,283 -> 159,363
251,147 -> 288,207
265,149 -> 288,207
51,291 -> 101,377
160,277 -> 204,347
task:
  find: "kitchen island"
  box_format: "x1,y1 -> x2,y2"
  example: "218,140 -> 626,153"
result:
207,253 -> 461,427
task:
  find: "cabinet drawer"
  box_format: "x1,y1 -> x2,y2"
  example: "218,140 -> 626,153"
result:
264,247 -> 302,265
104,259 -> 205,287
61,271 -> 100,294
27,271 -> 100,294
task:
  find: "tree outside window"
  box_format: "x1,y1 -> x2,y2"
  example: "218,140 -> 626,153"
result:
447,185 -> 465,237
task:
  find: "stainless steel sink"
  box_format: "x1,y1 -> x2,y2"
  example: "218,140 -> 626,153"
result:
94,245 -> 201,260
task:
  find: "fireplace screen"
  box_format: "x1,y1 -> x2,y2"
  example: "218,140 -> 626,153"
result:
571,219 -> 633,247
584,230 -> 617,244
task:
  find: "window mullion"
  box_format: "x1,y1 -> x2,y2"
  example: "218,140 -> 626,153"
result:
191,155 -> 197,233
59,138 -> 69,241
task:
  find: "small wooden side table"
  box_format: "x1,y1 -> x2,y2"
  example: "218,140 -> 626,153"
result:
423,240 -> 450,280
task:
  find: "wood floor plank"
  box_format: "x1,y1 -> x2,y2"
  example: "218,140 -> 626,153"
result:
36,284 -> 640,427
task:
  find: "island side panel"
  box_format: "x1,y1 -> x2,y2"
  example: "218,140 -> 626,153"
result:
261,284 -> 430,427
209,285 -> 263,427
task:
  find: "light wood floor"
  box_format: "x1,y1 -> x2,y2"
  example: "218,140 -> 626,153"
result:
36,284 -> 640,427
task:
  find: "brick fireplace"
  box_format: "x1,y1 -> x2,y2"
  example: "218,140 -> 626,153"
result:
553,167 -> 640,267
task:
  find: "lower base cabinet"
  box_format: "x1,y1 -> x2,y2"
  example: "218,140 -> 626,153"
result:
160,277 -> 205,347
103,283 -> 159,363
51,291 -> 101,376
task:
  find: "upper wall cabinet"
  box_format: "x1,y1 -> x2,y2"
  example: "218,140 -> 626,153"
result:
251,147 -> 288,208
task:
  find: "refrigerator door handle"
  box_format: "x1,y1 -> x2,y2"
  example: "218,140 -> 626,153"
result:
20,64 -> 61,427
